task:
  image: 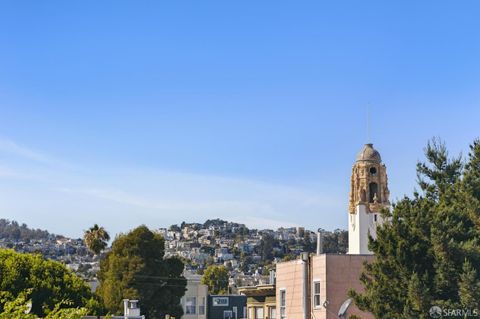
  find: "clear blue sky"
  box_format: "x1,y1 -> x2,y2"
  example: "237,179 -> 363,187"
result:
0,1 -> 479,238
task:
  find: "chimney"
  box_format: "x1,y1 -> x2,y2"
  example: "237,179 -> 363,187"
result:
301,252 -> 309,319
123,299 -> 129,317
123,299 -> 142,318
316,230 -> 323,255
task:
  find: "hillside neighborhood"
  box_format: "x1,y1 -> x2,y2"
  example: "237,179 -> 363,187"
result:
0,218 -> 347,287
1,2 -> 479,317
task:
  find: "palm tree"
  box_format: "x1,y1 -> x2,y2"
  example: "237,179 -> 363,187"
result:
83,224 -> 110,255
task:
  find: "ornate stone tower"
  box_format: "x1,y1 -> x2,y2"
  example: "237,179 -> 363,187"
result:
348,143 -> 390,255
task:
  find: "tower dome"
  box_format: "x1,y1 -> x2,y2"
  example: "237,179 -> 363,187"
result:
356,143 -> 381,163
349,143 -> 390,255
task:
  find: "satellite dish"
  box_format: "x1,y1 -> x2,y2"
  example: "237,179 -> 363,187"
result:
323,300 -> 329,308
338,298 -> 353,318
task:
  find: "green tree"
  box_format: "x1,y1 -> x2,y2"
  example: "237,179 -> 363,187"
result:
0,292 -> 91,319
282,254 -> 297,262
83,224 -> 110,255
350,138 -> 480,318
0,249 -> 101,317
44,303 -> 89,319
201,265 -> 229,295
169,224 -> 181,232
240,254 -> 253,273
200,246 -> 215,256
257,233 -> 276,262
322,229 -> 348,254
0,291 -> 36,319
97,225 -> 186,319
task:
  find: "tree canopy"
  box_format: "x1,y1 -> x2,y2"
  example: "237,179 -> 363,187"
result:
322,229 -> 348,254
350,138 -> 480,318
97,225 -> 186,319
0,249 -> 100,317
0,219 -> 51,242
0,291 -> 90,319
201,265 -> 229,295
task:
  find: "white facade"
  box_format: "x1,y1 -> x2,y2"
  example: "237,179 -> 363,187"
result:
348,204 -> 384,254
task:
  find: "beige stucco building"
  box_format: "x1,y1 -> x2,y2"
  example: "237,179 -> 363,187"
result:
276,254 -> 373,319
181,273 -> 209,319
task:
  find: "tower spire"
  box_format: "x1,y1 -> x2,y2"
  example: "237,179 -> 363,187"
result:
366,103 -> 371,143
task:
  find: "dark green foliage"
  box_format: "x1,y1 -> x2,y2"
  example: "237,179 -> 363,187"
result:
0,290 -> 37,319
200,246 -> 215,256
240,253 -> 253,273
97,225 -> 186,319
321,229 -> 348,254
169,224 -> 181,232
282,254 -> 297,262
0,249 -> 100,317
203,219 -> 228,228
257,233 -> 276,262
201,265 -> 229,295
0,292 -> 90,319
296,234 -> 314,254
350,138 -> 480,318
83,224 -> 110,255
0,219 -> 51,242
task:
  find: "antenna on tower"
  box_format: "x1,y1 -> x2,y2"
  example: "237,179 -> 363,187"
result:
366,103 -> 371,143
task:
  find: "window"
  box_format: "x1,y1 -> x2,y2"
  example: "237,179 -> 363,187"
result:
280,289 -> 286,319
185,297 -> 196,314
369,167 -> 377,175
255,307 -> 264,319
199,297 -> 206,315
249,307 -> 254,319
224,310 -> 234,319
270,307 -> 277,319
374,214 -> 378,222
369,182 -> 379,203
233,306 -> 238,319
313,281 -> 321,308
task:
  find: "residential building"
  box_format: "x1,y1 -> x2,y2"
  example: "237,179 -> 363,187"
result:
207,295 -> 247,319
276,253 -> 373,319
181,273 -> 208,319
238,284 -> 276,319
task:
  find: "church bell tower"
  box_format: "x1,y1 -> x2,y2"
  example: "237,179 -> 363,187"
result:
348,143 -> 390,254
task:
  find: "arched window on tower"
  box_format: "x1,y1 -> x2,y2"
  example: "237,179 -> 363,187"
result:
369,182 -> 379,203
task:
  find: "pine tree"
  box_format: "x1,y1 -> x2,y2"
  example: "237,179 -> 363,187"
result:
350,138 -> 480,318
458,260 -> 480,308
97,225 -> 186,319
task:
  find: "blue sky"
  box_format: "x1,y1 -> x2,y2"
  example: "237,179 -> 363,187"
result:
0,1 -> 479,237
